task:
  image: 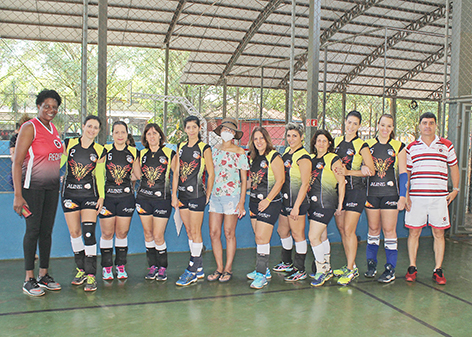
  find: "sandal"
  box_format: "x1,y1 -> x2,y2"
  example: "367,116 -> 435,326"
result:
207,270 -> 223,282
219,271 -> 232,283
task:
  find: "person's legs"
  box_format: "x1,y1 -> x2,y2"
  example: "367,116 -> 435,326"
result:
222,214 -> 238,275
209,212 -> 224,274
432,227 -> 446,270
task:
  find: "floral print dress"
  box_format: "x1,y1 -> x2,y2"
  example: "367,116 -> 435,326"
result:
212,147 -> 250,197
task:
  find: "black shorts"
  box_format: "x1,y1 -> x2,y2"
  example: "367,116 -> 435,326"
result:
307,205 -> 336,225
179,196 -> 206,212
99,194 -> 136,218
136,196 -> 172,218
342,188 -> 366,214
280,203 -> 309,217
61,195 -> 98,213
249,200 -> 282,226
366,195 -> 399,210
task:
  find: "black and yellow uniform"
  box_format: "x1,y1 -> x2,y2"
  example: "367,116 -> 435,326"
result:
334,135 -> 369,213
365,138 -> 405,209
99,144 -> 138,218
249,150 -> 282,226
280,146 -> 311,216
177,140 -> 210,211
308,152 -> 340,224
136,146 -> 175,218
62,137 -> 105,212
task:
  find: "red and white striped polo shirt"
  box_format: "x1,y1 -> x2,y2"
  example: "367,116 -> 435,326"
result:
406,136 -> 457,197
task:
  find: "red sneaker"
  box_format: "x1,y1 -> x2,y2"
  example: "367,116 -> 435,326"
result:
433,268 -> 446,285
405,266 -> 417,282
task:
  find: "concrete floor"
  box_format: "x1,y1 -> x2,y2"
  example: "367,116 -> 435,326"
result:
1,236 -> 472,337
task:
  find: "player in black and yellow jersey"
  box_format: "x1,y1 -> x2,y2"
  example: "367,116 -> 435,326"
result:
61,115 -> 105,292
136,123 -> 177,281
246,126 -> 284,289
364,114 -> 407,283
172,116 -> 214,286
307,130 -> 345,287
333,110 -> 375,286
98,121 -> 140,281
273,123 -> 311,282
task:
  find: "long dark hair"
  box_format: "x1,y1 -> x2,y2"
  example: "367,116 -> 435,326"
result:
183,115 -> 202,141
142,123 -> 166,148
310,129 -> 334,155
346,110 -> 362,137
112,121 -> 128,133
248,126 -> 275,161
377,113 -> 395,140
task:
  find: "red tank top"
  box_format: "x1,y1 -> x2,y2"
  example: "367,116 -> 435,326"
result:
22,117 -> 63,190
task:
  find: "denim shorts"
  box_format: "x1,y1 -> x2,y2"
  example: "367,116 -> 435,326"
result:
209,194 -> 241,215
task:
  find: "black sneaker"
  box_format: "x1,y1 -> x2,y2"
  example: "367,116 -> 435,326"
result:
37,274 -> 61,291
23,278 -> 45,297
378,263 -> 396,283
364,259 -> 377,278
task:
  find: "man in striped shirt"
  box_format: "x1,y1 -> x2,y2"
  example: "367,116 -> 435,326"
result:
404,112 -> 459,285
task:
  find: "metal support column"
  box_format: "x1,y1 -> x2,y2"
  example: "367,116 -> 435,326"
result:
97,0 -> 107,144
382,27 -> 388,114
81,0 -> 88,125
164,43 -> 169,135
322,47 -> 327,129
441,0 -> 450,137
306,0 -> 321,145
259,68 -> 264,126
288,0 -> 296,122
390,97 -> 397,135
341,91 -> 346,133
223,78 -> 227,119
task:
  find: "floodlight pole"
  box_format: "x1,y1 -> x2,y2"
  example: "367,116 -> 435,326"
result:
81,0 -> 88,125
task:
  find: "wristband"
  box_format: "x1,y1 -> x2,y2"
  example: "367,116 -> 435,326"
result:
266,197 -> 272,203
453,187 -> 460,192
399,172 -> 408,197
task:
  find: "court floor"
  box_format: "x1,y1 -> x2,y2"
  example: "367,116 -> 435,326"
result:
1,236 -> 472,337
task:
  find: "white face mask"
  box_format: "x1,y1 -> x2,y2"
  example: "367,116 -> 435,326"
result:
220,130 -> 235,142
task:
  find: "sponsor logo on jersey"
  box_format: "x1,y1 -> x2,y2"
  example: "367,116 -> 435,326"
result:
84,183 -> 91,189
187,186 -> 194,192
284,160 -> 292,168
122,208 -> 135,213
154,209 -> 168,215
387,181 -> 394,186
370,182 -> 386,187
385,201 -> 397,206
159,156 -> 168,164
283,193 -> 289,199
126,155 -> 134,163
189,203 -> 198,209
316,162 -> 324,169
124,187 -> 130,193
67,183 -> 83,190
312,211 -> 324,218
346,202 -> 358,208
53,139 -> 62,149
257,194 -> 264,200
84,201 -> 97,207
311,196 -> 318,202
155,191 -> 162,197
90,154 -> 98,162
257,212 -> 270,218
48,152 -> 61,161
107,188 -> 123,194
346,149 -> 354,156
260,160 -> 268,169
193,151 -> 201,159
139,189 -> 153,196
136,204 -> 146,214
387,149 -> 395,157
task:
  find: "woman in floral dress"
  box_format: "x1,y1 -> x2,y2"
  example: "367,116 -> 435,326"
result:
207,118 -> 249,282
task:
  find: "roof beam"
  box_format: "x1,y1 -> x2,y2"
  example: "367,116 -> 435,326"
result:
164,0 -> 187,45
428,81 -> 450,100
331,4 -> 446,93
216,0 -> 282,86
385,44 -> 450,96
277,0 -> 383,89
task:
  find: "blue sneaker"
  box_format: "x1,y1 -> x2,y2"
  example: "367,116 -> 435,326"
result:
196,267 -> 205,279
273,262 -> 294,273
176,269 -> 197,286
250,272 -> 268,289
311,270 -> 333,287
247,268 -> 272,280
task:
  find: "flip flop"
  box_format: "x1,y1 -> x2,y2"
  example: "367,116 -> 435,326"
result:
207,270 -> 223,282
219,271 -> 232,283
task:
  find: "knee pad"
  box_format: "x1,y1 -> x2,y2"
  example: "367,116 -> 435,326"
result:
82,222 -> 96,246
385,238 -> 398,251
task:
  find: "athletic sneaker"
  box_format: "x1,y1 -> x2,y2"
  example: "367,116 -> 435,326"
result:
196,267 -> 205,279
364,259 -> 377,278
102,266 -> 114,280
176,269 -> 197,286
337,268 -> 359,286
37,274 -> 61,290
71,268 -> 87,285
405,266 -> 417,282
311,270 -> 333,287
247,268 -> 272,280
145,265 -> 158,280
334,265 -> 359,278
156,267 -> 167,281
23,278 -> 45,297
250,272 -> 268,289
273,262 -> 294,273
284,269 -> 307,282
84,275 -> 97,292
116,265 -> 128,280
378,263 -> 396,283
433,268 -> 446,285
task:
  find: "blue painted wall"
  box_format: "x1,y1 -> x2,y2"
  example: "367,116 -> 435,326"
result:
0,193 -> 429,260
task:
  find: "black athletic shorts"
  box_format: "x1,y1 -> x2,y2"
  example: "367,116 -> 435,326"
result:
62,195 -> 98,213
249,200 -> 282,226
136,196 -> 172,218
365,195 -> 399,210
179,196 -> 206,212
99,194 -> 135,218
342,188 -> 366,214
307,205 -> 336,225
280,203 -> 309,217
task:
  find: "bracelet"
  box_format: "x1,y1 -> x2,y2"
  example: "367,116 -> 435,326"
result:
453,187 -> 460,192
266,197 -> 272,202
